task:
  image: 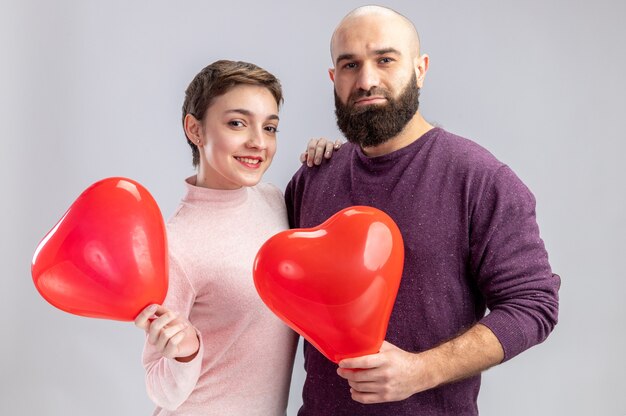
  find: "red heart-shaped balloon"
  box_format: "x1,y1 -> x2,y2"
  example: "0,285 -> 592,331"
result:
253,206 -> 404,363
31,177 -> 168,321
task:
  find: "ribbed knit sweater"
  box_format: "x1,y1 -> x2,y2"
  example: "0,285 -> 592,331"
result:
142,177 -> 298,416
285,127 -> 560,415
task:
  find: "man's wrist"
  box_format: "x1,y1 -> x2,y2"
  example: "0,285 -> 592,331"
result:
411,349 -> 443,394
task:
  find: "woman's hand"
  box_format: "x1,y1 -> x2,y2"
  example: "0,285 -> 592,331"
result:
300,138 -> 343,167
135,304 -> 200,362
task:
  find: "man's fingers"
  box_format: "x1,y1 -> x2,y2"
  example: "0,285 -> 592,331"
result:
348,380 -> 381,393
350,389 -> 381,404
338,366 -> 383,383
338,367 -> 362,381
339,353 -> 381,370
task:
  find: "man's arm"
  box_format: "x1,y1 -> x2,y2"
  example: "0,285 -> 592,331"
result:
337,323 -> 503,404
338,165 -> 559,404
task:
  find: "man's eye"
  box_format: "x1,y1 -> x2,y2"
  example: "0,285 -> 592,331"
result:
265,126 -> 278,133
344,62 -> 358,69
380,57 -> 393,64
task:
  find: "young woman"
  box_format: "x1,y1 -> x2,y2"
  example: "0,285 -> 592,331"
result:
134,60 -> 335,415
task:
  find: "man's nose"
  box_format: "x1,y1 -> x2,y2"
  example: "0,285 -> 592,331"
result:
355,63 -> 380,92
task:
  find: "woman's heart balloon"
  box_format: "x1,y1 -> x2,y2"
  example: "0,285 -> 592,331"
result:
253,206 -> 404,363
31,177 -> 168,321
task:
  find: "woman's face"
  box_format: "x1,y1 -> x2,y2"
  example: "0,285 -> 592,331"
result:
192,84 -> 279,190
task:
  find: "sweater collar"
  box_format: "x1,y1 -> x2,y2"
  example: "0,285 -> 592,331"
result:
182,175 -> 248,206
354,127 -> 439,170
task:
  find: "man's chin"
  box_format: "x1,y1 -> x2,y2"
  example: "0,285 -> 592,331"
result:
345,134 -> 393,148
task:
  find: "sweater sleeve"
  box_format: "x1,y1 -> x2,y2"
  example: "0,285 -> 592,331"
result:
285,165 -> 309,229
470,166 -> 560,361
284,175 -> 299,228
141,252 -> 204,411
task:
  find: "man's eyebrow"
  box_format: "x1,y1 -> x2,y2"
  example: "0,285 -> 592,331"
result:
335,53 -> 355,65
335,48 -> 402,65
225,109 -> 279,121
373,47 -> 402,56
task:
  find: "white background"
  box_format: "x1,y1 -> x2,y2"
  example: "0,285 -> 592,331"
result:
1,0 -> 624,414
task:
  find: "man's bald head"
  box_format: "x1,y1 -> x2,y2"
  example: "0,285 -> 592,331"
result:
330,5 -> 421,64
327,5 -> 430,154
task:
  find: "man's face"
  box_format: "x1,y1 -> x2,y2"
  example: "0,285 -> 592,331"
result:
334,74 -> 420,147
330,14 -> 423,147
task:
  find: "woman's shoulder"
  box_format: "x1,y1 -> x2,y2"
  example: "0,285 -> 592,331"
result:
253,181 -> 282,193
250,182 -> 287,212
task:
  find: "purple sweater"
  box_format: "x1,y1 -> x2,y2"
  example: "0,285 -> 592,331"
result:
285,127 -> 560,415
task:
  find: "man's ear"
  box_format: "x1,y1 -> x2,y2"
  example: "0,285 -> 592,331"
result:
184,113 -> 203,146
328,68 -> 335,82
415,54 -> 429,88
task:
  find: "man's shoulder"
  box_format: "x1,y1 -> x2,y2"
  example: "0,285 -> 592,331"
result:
288,143 -> 354,187
431,128 -> 506,174
433,128 -> 533,199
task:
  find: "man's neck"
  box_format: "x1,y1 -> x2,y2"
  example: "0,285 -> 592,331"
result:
361,112 -> 433,157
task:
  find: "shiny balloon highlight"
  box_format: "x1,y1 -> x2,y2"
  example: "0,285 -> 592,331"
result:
31,177 -> 168,321
253,206 -> 404,363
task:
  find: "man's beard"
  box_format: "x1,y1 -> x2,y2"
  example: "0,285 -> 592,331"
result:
334,73 -> 420,148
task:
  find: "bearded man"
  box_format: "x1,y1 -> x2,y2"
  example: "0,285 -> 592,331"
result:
286,5 -> 560,416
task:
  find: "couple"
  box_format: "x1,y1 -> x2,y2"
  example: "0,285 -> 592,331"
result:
134,5 -> 560,416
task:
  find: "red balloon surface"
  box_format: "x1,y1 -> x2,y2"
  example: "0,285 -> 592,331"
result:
253,206 -> 404,363
31,177 -> 168,321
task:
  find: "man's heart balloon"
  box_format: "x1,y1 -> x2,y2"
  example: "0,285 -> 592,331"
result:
31,177 -> 168,321
253,206 -> 404,363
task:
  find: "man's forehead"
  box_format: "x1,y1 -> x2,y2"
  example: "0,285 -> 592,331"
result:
331,14 -> 418,62
332,28 -> 408,61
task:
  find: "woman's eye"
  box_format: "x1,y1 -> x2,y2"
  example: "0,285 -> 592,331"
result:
229,120 -> 244,127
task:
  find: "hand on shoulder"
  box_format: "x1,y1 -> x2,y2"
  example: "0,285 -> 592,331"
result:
300,138 -> 343,167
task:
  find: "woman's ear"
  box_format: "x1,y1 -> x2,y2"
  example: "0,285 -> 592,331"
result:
184,114 -> 203,146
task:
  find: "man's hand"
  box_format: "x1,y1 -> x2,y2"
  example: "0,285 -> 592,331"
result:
300,138 -> 343,167
337,324 -> 504,404
135,304 -> 200,362
336,341 -> 435,404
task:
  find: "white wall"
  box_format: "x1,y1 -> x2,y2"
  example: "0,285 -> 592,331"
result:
1,0 -> 624,414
